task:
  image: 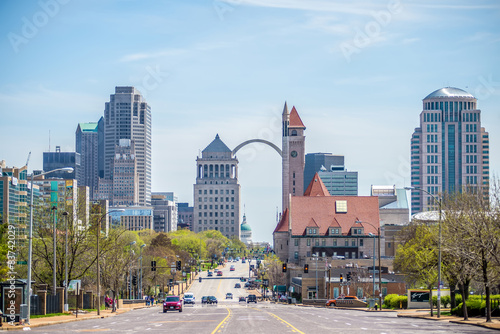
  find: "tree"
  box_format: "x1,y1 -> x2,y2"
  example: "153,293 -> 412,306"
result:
394,223 -> 438,316
442,184 -> 500,322
263,254 -> 286,296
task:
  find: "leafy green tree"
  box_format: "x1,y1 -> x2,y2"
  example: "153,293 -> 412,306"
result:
394,223 -> 438,316
0,214 -> 8,281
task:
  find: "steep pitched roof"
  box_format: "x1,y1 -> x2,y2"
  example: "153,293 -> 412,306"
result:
274,208 -> 289,233
202,134 -> 232,153
289,106 -> 305,128
304,173 -> 330,197
285,196 -> 380,237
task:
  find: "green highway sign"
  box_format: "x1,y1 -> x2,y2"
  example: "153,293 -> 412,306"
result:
17,261 -> 28,265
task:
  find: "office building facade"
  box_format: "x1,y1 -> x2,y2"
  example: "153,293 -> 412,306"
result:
76,118 -> 103,200
151,192 -> 178,233
410,87 -> 489,213
0,161 -> 28,236
103,86 -> 152,206
193,134 -> 241,239
43,146 -> 80,180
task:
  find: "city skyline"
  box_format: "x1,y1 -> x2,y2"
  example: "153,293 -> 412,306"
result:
1,0 -> 499,243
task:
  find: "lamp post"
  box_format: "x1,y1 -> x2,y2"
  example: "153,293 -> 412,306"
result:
62,211 -> 70,312
312,253 -> 319,299
405,186 -> 442,318
51,206 -> 57,296
359,220 -> 382,311
128,241 -> 136,299
139,244 -> 146,299
96,209 -> 125,316
26,167 -> 73,325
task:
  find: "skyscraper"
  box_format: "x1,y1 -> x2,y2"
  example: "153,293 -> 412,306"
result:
103,87 -> 152,205
76,117 -> 103,200
304,153 -> 358,196
410,87 -> 489,213
43,146 -> 80,180
193,134 -> 240,239
282,103 -> 306,210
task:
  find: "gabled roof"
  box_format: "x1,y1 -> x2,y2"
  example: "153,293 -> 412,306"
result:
304,173 -> 330,197
275,196 -> 380,236
202,134 -> 232,153
307,217 -> 319,228
289,106 -> 305,128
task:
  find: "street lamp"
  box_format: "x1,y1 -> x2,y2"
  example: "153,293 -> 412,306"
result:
312,253 -> 319,299
358,220 -> 382,311
96,209 -> 125,316
139,244 -> 146,299
405,186 -> 442,318
62,211 -> 70,312
128,241 -> 136,300
26,167 -> 73,325
51,206 -> 57,296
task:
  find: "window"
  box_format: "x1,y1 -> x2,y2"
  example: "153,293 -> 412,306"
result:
315,239 -> 319,246
360,239 -> 363,247
307,239 -> 311,246
336,200 -> 347,213
345,239 -> 349,246
294,252 -> 298,259
321,239 -> 326,246
294,239 -> 299,246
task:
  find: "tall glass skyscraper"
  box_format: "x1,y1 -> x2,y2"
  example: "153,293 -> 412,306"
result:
410,87 -> 489,213
103,87 -> 152,205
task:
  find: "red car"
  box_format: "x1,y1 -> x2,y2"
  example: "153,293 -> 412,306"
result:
163,296 -> 182,312
217,271 -> 223,276
230,265 -> 235,271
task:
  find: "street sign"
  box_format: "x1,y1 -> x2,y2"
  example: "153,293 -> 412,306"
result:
16,261 -> 27,265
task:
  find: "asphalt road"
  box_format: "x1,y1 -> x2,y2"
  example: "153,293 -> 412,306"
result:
26,260 -> 496,333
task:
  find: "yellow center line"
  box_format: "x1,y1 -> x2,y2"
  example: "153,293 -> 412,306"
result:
211,307 -> 231,334
250,307 -> 305,334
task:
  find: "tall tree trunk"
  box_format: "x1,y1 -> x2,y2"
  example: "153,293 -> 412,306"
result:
449,282 -> 456,309
464,280 -> 470,300
429,287 -> 433,317
482,250 -> 492,322
460,282 -> 468,321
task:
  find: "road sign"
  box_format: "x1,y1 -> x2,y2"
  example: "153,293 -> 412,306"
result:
16,261 -> 27,265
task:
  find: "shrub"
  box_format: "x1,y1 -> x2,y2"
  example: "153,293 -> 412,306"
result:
394,295 -> 408,309
451,299 -> 484,317
383,294 -> 397,308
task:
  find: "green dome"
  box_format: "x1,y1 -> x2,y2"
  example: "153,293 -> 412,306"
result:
241,223 -> 252,231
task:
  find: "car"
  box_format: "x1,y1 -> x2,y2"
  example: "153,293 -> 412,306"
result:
201,296 -> 209,304
226,293 -> 233,299
326,296 -> 365,307
247,294 -> 257,303
217,271 -> 223,276
242,259 -> 246,263
230,265 -> 235,271
239,296 -> 246,302
163,296 -> 182,312
207,296 -> 218,304
207,271 -> 213,277
234,283 -> 241,288
183,292 -> 195,305
244,282 -> 250,288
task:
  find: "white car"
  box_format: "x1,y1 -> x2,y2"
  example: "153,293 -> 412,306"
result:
183,292 -> 195,305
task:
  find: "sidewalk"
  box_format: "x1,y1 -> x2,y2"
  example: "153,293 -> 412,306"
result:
396,308 -> 500,331
0,305 -> 153,331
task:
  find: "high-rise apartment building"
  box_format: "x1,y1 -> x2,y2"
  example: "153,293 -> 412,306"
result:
410,87 -> 489,213
112,139 -> 138,206
304,153 -> 358,196
0,161 -> 28,236
193,135 -> 240,239
151,193 -> 178,233
103,87 -> 151,205
76,118 -> 103,200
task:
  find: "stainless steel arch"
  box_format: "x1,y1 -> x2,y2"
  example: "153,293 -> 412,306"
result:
232,139 -> 282,157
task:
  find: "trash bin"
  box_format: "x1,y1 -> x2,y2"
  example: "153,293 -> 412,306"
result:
20,305 -> 28,320
368,298 -> 376,309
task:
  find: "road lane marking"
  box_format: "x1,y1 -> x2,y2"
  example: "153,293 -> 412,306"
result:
263,311 -> 305,334
211,307 -> 231,334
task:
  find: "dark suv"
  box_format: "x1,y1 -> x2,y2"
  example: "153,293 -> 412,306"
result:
247,294 -> 257,303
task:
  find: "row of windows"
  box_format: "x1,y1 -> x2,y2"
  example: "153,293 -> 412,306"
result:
426,165 -> 439,174
198,211 -> 235,217
465,124 -> 478,132
424,101 -> 476,113
465,165 -> 478,174
427,145 -> 439,153
197,197 -> 235,202
302,238 -> 366,247
424,112 -> 441,122
426,186 -> 439,194
198,219 -> 235,225
465,145 -> 477,153
198,189 -> 235,195
466,176 -> 478,184
465,134 -> 477,143
427,155 -> 439,163
427,176 -> 438,184
199,204 -> 235,210
197,226 -> 235,232
426,124 -> 439,133
426,134 -> 438,143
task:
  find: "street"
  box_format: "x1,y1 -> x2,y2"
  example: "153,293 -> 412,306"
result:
26,260 -> 496,333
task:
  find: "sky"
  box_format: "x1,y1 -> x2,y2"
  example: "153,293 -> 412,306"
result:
1,0 -> 499,243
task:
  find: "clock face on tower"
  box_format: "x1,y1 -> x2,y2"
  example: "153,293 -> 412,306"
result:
291,150 -> 298,158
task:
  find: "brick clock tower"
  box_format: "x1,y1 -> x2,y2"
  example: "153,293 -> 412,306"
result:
282,102 -> 306,210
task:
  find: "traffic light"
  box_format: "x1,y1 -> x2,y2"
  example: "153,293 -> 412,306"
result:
340,273 -> 343,283
304,264 -> 309,273
282,263 -> 287,272
132,275 -> 137,286
176,260 -> 182,271
151,260 -> 156,271
347,273 -> 352,281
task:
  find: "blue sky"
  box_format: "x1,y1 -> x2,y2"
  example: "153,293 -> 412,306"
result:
1,0 -> 499,243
